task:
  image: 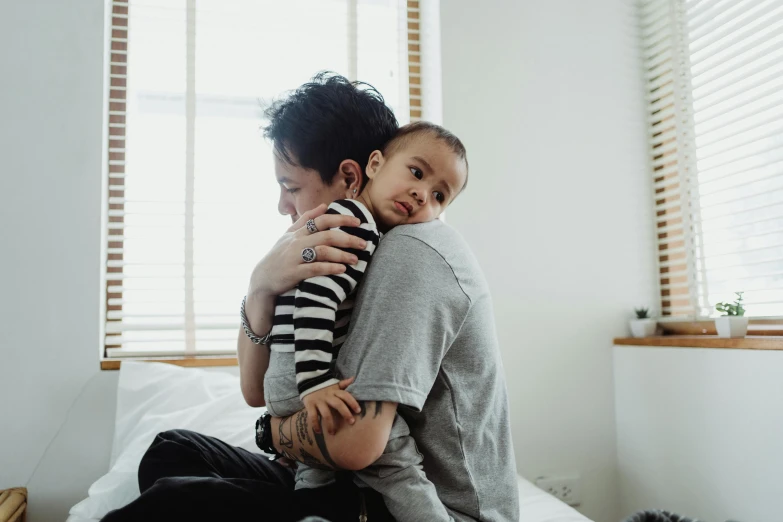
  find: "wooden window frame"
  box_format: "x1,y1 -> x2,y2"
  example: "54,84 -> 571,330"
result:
104,1 -> 128,356
407,0 -> 421,121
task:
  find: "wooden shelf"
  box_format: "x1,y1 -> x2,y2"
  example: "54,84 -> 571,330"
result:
614,336 -> 783,350
101,357 -> 238,370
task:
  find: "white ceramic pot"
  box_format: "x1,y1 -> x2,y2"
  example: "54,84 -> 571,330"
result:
715,316 -> 749,338
629,319 -> 657,338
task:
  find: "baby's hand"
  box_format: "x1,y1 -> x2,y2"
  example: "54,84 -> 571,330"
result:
302,377 -> 361,435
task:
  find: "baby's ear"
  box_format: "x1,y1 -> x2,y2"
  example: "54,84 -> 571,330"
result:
366,150 -> 385,179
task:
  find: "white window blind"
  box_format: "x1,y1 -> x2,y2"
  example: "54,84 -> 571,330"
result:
104,0 -> 431,358
640,0 -> 783,318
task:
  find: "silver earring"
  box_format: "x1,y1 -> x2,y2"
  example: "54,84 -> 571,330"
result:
353,189 -> 357,194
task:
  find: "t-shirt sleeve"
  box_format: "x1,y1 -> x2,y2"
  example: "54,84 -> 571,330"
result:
294,200 -> 380,399
335,232 -> 472,411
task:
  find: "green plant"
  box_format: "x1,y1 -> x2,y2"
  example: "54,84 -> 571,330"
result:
715,292 -> 746,317
634,307 -> 650,319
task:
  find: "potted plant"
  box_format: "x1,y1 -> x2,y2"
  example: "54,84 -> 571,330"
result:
714,292 -> 748,338
630,307 -> 656,338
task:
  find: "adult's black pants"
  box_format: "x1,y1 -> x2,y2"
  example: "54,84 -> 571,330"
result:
100,429 -> 393,522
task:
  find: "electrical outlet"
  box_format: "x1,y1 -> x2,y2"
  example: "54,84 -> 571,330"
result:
534,474 -> 582,506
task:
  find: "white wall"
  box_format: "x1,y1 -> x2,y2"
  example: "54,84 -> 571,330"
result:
615,346 -> 783,522
0,1 -> 118,520
440,1 -> 656,521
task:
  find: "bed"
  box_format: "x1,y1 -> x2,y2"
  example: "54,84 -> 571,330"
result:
66,362 -> 591,522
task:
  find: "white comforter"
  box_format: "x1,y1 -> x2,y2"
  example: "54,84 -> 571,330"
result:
67,362 -> 591,522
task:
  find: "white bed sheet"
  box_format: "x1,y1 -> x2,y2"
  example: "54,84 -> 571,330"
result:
67,362 -> 591,522
67,476 -> 589,522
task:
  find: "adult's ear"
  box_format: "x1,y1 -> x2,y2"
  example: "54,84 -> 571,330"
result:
335,159 -> 364,198
365,150 -> 384,180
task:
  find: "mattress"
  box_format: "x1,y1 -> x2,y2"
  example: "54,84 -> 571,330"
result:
67,476 -> 589,522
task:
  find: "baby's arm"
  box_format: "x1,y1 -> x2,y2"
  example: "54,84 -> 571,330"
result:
294,200 -> 380,432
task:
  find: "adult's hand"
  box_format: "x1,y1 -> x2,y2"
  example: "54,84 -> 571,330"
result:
245,204 -> 367,326
239,204 -> 368,407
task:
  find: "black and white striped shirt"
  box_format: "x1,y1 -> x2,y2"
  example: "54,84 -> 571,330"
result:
268,199 -> 380,398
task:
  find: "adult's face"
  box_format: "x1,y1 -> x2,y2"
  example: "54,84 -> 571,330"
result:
274,155 -> 346,222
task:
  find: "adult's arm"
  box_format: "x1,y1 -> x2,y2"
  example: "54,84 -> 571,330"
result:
272,227 -> 470,469
237,293 -> 275,407
269,399 -> 398,471
237,205 -> 369,407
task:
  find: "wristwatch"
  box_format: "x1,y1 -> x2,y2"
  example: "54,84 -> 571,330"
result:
255,412 -> 282,459
241,296 -> 272,345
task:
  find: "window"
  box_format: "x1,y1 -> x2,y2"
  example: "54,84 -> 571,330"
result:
641,0 -> 783,318
104,0 -> 431,359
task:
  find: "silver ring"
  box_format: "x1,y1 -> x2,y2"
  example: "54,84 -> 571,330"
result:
306,218 -> 318,234
301,247 -> 317,263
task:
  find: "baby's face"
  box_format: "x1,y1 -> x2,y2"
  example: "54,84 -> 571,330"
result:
364,134 -> 467,231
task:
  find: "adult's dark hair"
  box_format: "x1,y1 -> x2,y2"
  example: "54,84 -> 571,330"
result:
263,71 -> 399,188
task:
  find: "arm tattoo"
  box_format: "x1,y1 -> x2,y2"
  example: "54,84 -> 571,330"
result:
313,413 -> 339,469
279,403 -> 385,471
299,448 -> 329,470
296,410 -> 313,445
357,401 -> 383,419
279,416 -> 294,449
282,450 -> 296,461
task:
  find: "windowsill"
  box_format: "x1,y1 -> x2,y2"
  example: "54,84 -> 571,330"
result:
100,356 -> 238,371
614,336 -> 783,350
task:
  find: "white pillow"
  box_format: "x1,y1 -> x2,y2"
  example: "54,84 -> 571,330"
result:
69,361 -> 265,521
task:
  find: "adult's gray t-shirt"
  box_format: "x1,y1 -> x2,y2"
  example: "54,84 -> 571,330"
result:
336,220 -> 520,522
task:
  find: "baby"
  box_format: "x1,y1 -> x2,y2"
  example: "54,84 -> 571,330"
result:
262,121 -> 468,521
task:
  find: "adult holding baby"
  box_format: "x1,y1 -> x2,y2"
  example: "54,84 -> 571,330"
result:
102,73 -> 519,522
